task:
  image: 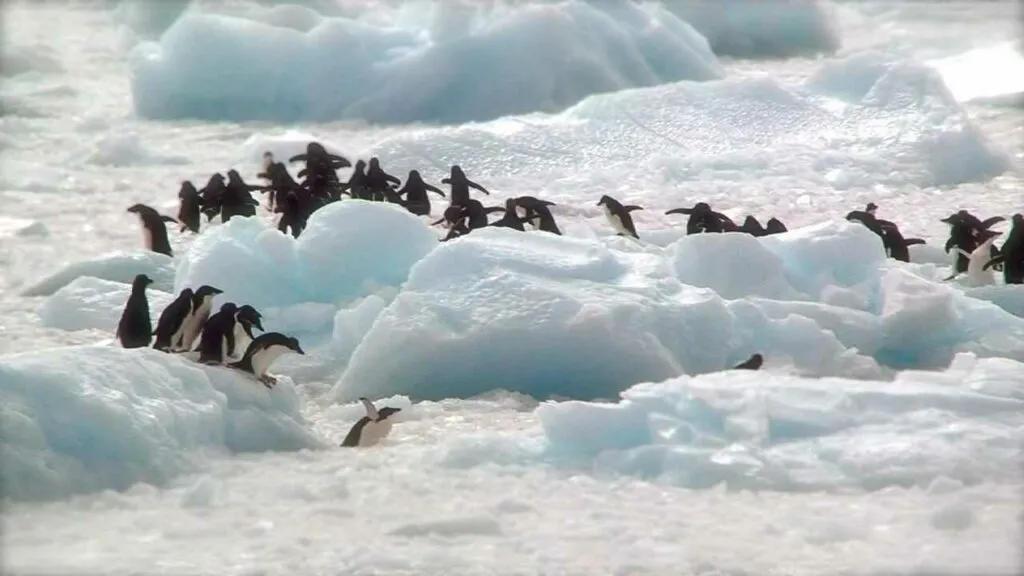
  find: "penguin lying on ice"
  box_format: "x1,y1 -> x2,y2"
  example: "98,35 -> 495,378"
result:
341,397 -> 402,448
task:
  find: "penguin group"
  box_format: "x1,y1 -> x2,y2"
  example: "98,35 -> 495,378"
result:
115,275 -> 305,388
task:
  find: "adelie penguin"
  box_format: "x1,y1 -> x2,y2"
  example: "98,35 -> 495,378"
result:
396,169 -> 445,216
127,203 -> 176,257
176,182 -> 202,234
229,332 -> 304,388
177,284 -> 224,352
116,274 -> 154,349
152,287 -> 194,352
197,302 -> 238,365
442,165 -> 490,207
947,229 -> 1002,287
341,397 -> 402,448
983,213 -> 1024,284
941,210 -> 1004,273
666,202 -> 734,234
732,353 -> 763,370
597,195 -> 642,239
515,196 -> 561,235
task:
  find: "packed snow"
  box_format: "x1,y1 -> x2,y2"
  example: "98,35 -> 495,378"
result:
2,0 -> 1023,574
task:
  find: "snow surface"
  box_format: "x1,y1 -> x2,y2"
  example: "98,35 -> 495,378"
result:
2,1 -> 1024,574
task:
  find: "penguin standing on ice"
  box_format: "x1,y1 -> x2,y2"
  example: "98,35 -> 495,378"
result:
442,165 -> 490,207
341,397 -> 402,448
176,182 -> 202,234
229,332 -> 305,388
127,203 -> 175,257
515,196 -> 561,235
197,302 -> 238,365
984,213 -> 1024,284
598,195 -> 642,239
396,170 -> 445,216
116,273 -> 154,349
152,287 -> 194,352
177,284 -> 224,352
732,353 -> 763,370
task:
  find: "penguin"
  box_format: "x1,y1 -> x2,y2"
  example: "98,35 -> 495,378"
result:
341,397 -> 402,448
198,173 -> 227,222
442,165 -> 490,207
177,284 -> 224,352
365,157 -> 401,201
339,159 -> 369,200
732,353 -> 763,370
230,304 -> 264,359
597,195 -> 642,239
665,202 -> 735,234
289,142 -> 351,171
152,287 -> 194,352
397,169 -> 445,216
983,213 -> 1023,284
176,181 -> 202,233
941,211 -> 1005,273
879,223 -> 925,263
277,191 -> 307,238
116,273 -> 154,349
489,198 -> 528,231
740,215 -> 767,236
221,169 -> 261,221
126,203 -> 175,257
228,332 -> 304,388
765,217 -> 788,235
196,302 -> 238,365
948,229 -> 1002,286
514,196 -> 561,235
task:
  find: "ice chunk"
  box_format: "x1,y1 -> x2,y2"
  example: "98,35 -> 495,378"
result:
21,251 -> 175,297
0,345 -> 323,502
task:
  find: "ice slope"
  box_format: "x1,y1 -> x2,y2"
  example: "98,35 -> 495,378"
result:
0,345 -> 322,502
536,353 -> 1024,491
128,1 -> 725,124
20,250 -> 175,297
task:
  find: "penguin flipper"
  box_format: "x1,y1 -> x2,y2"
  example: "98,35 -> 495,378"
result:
425,184 -> 445,197
665,208 -> 691,215
161,215 -> 177,223
624,205 -> 644,212
484,206 -> 506,214
981,216 -> 1006,229
288,154 -> 309,163
904,238 -> 926,246
954,248 -> 972,258
982,255 -> 1006,271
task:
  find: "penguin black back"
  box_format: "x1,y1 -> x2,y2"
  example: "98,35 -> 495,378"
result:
127,203 -> 174,257
117,273 -> 154,349
197,302 -> 238,365
153,287 -> 193,351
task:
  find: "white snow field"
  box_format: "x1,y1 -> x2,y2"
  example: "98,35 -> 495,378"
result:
2,0 -> 1024,575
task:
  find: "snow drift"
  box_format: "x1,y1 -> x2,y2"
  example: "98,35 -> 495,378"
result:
536,353 -> 1024,491
0,345 -> 322,502
128,0 -> 725,124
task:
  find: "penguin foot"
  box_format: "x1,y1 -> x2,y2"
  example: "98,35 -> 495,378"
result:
201,359 -> 220,366
259,374 -> 278,389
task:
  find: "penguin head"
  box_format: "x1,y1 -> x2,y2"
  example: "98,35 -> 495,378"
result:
504,197 -> 518,211
307,142 -> 326,157
408,169 -> 421,180
369,157 -> 380,169
126,203 -> 152,216
1013,213 -> 1023,226
377,406 -> 402,421
194,285 -> 223,298
691,202 -> 712,214
597,195 -> 612,207
262,151 -> 274,170
132,273 -> 153,288
282,335 -> 304,355
236,305 -> 264,331
865,202 -> 878,214
353,159 -> 366,172
451,165 -> 464,177
219,302 -> 239,316
227,169 -> 242,182
180,287 -> 195,300
179,181 -> 197,197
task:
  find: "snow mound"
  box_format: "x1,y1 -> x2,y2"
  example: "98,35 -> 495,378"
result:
174,200 -> 436,311
332,221 -> 1024,402
664,0 -> 840,59
128,1 -> 722,124
83,132 -> 191,167
536,353 -> 1024,491
0,345 -> 322,502
21,250 -> 175,297
0,216 -> 48,239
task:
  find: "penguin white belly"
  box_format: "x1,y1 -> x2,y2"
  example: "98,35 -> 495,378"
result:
965,244 -> 997,287
232,323 -> 251,360
603,207 -> 627,235
358,419 -> 394,447
138,216 -> 154,250
169,312 -> 190,350
251,345 -> 290,378
179,300 -> 213,351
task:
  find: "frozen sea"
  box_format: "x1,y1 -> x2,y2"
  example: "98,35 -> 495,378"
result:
2,1 -> 1024,575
